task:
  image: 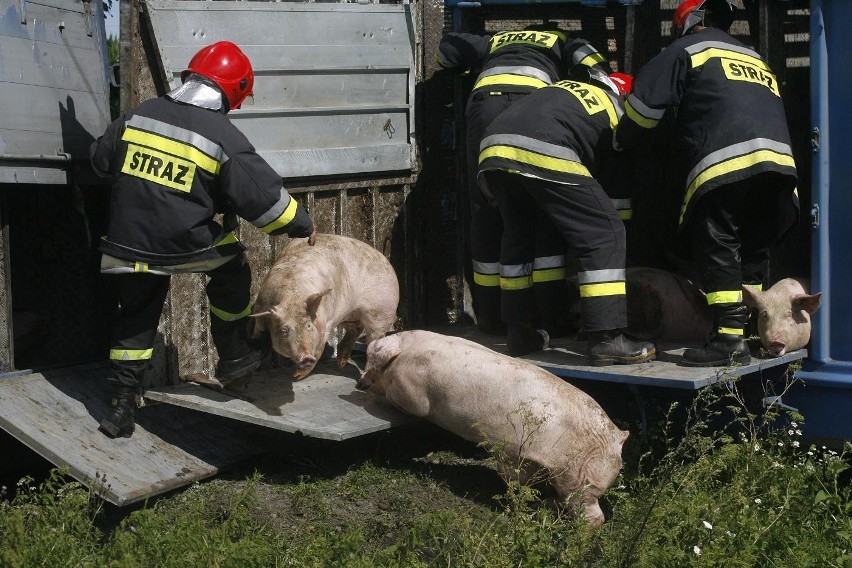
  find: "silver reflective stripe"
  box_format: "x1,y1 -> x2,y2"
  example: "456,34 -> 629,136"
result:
625,94 -> 666,120
611,198 -> 631,210
100,253 -> 236,275
571,44 -> 601,66
603,91 -> 625,121
501,263 -> 533,277
533,255 -> 565,269
473,260 -> 500,274
685,138 -> 793,190
126,114 -> 228,164
577,268 -> 626,284
480,134 -> 582,162
477,65 -> 552,84
251,188 -> 293,227
684,40 -> 761,60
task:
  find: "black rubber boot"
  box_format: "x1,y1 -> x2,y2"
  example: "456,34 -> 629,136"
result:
477,317 -> 507,336
681,333 -> 751,367
215,349 -> 265,389
588,330 -> 656,367
99,387 -> 138,438
681,303 -> 752,367
507,324 -> 549,356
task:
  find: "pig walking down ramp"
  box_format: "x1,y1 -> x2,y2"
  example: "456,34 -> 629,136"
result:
252,233 -> 399,379
357,330 -> 628,528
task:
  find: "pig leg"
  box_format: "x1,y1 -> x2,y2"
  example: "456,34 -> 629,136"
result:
337,323 -> 364,368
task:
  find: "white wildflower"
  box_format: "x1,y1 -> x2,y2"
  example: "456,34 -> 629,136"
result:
778,441 -> 784,447
788,429 -> 795,436
791,421 -> 798,428
726,530 -> 736,537
795,429 -> 802,436
792,440 -> 800,448
754,498 -> 762,504
694,545 -> 702,556
753,443 -> 760,452
702,520 -> 713,530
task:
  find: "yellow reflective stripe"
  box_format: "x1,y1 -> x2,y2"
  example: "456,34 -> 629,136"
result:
500,275 -> 533,290
690,47 -> 770,72
533,267 -> 567,283
580,282 -> 626,298
134,262 -> 148,273
473,272 -> 500,287
619,210 -> 633,220
215,232 -> 239,246
719,326 -> 745,336
110,348 -> 154,361
260,197 -> 299,234
210,301 -> 253,322
706,290 -> 742,304
680,150 -> 796,224
578,52 -> 607,67
625,99 -> 659,129
479,145 -> 592,177
474,74 -> 549,91
743,283 -> 763,291
122,128 -> 220,175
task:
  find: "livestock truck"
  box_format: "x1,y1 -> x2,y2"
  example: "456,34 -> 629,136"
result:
0,0 -> 846,506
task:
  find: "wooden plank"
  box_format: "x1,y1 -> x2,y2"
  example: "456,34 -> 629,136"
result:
0,363 -> 263,506
144,360 -> 415,441
436,325 -> 805,390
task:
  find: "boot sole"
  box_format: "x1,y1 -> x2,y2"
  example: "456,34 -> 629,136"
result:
590,348 -> 657,367
98,419 -> 134,438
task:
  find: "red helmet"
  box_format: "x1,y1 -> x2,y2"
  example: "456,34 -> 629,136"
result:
673,0 -> 736,37
608,72 -> 633,98
182,41 -> 254,110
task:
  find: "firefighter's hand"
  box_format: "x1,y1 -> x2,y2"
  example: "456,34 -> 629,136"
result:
307,226 -> 317,246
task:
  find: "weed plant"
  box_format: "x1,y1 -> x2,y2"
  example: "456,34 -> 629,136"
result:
0,370 -> 849,567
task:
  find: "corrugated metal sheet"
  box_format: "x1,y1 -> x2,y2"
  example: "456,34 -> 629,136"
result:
0,0 -> 110,184
143,0 -> 417,178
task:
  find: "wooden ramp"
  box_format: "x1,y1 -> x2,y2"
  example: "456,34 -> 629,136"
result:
437,325 -> 806,390
144,361 -> 415,441
0,363 -> 263,506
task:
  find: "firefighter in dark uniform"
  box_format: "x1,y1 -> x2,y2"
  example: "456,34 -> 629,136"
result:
614,0 -> 799,367
90,41 -> 316,437
478,65 -> 656,364
436,24 -> 614,336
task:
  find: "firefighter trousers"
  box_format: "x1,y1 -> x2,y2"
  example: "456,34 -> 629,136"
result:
488,170 -> 627,332
685,173 -> 798,296
106,252 -> 255,390
465,91 -> 529,325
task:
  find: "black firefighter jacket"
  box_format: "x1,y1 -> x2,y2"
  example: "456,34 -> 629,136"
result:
90,96 -> 314,267
614,26 -> 799,229
436,28 -> 611,95
477,78 -> 629,197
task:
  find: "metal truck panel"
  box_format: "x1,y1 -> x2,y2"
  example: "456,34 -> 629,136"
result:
143,0 -> 416,178
0,0 -> 110,183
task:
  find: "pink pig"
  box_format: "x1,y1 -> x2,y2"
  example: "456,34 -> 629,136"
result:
743,278 -> 822,357
356,330 -> 628,528
251,233 -> 399,380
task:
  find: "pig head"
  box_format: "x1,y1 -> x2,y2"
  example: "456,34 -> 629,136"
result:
251,233 -> 399,380
743,278 -> 821,357
358,330 -> 628,528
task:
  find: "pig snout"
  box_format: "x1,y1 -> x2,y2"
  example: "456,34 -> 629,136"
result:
767,340 -> 788,357
292,355 -> 318,380
355,368 -> 376,391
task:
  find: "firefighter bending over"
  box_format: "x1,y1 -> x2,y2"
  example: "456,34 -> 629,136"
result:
436,23 -> 613,336
614,0 -> 799,367
90,41 -> 316,438
478,64 -> 656,365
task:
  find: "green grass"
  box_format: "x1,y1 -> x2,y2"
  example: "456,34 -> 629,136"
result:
1,373 -> 850,567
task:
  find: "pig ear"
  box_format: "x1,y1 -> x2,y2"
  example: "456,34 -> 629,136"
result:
306,288 -> 332,319
742,284 -> 763,309
793,292 -> 822,315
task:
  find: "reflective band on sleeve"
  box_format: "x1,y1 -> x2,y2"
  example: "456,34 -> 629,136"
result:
259,194 -> 299,234
580,281 -> 626,298
210,301 -> 253,322
706,290 -> 743,305
134,262 -> 148,273
474,74 -> 549,91
533,255 -> 565,270
479,145 -> 591,177
214,232 -> 239,246
474,272 -> 500,287
718,326 -> 745,336
110,348 -> 154,361
624,96 -> 664,129
743,283 -> 764,291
